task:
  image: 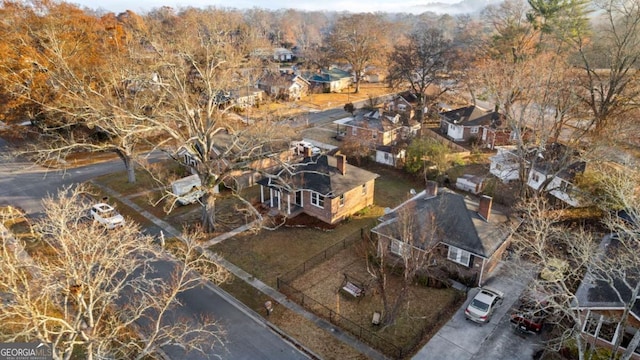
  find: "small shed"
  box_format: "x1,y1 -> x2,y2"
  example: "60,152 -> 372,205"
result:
456,174 -> 485,194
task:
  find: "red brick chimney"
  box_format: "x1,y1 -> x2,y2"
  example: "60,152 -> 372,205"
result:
478,195 -> 493,221
424,181 -> 438,198
336,154 -> 347,175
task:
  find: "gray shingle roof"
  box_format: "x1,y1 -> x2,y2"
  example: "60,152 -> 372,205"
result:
258,155 -> 379,197
373,189 -> 514,258
440,106 -> 502,128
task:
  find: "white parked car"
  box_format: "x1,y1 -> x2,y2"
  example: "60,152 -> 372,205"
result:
465,286 -> 504,324
90,203 -> 125,229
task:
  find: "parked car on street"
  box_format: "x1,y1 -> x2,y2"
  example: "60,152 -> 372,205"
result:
465,287 -> 504,324
90,203 -> 125,229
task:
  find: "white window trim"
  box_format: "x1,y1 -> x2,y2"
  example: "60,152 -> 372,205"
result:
447,246 -> 471,266
470,126 -> 479,134
362,183 -> 367,195
352,126 -> 357,135
582,311 -> 621,345
390,239 -> 409,257
339,194 -> 345,207
310,191 -> 324,208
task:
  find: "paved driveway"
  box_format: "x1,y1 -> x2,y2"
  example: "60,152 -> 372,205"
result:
413,263 -> 544,360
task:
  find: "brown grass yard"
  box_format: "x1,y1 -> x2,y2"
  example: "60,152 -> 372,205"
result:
209,163 -> 422,286
287,244 -> 463,356
210,215 -> 378,288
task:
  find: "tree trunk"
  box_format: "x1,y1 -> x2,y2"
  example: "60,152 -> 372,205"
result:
201,192 -> 216,233
115,150 -> 136,184
382,284 -> 407,327
416,92 -> 425,123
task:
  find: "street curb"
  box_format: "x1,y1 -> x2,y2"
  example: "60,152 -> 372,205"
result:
91,180 -> 389,360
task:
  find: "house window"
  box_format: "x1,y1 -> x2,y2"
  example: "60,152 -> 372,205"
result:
310,192 -> 324,208
384,152 -> 390,160
339,194 -> 345,207
559,180 -> 572,193
390,239 -> 409,257
495,163 -> 503,171
372,131 -> 377,139
470,126 -> 479,134
397,104 -> 406,111
447,246 -> 471,267
583,312 -> 600,337
362,183 -> 367,195
532,173 -> 540,182
352,126 -> 357,135
583,312 -> 620,344
599,318 -> 619,343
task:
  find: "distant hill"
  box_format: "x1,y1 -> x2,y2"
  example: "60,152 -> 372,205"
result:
419,0 -> 503,14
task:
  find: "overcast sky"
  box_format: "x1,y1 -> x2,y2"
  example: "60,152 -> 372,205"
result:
70,0 -> 500,15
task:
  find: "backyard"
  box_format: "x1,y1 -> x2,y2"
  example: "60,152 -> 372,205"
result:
281,243 -> 464,358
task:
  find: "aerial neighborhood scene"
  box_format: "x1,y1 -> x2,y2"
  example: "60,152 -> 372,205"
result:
2,0 -> 640,359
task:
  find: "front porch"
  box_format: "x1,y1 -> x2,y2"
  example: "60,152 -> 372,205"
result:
259,185 -> 304,219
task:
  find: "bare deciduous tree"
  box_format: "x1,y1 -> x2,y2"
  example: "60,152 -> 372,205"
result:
387,26 -> 453,122
511,166 -> 640,360
0,186 -> 229,360
325,13 -> 390,93
571,0 -> 640,133
369,198 -> 441,327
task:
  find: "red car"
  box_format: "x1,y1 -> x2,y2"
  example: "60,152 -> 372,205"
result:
510,291 -> 549,334
510,307 -> 546,333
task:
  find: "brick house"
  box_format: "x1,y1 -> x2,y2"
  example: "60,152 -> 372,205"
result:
572,234 -> 640,359
440,105 -> 524,149
371,182 -> 519,286
257,72 -> 310,100
339,109 -> 421,147
257,154 -> 379,225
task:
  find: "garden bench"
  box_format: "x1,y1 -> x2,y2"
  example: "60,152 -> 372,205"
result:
341,281 -> 364,298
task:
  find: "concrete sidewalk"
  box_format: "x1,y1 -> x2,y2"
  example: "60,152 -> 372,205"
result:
92,181 -> 388,360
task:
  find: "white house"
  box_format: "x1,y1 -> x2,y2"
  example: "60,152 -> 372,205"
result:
375,145 -> 405,167
489,147 -> 522,183
526,143 -> 586,207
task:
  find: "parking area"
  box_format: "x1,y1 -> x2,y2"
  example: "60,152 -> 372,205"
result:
413,263 -> 544,360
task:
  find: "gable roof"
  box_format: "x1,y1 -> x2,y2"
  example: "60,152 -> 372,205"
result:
257,155 -> 379,197
373,189 -> 515,258
259,72 -> 310,88
343,109 -> 403,132
532,142 -> 585,180
303,68 -> 352,83
573,234 -> 640,320
439,105 -> 502,128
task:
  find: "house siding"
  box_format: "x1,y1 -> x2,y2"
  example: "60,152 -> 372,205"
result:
578,310 -> 640,359
327,180 -> 376,223
299,178 -> 376,224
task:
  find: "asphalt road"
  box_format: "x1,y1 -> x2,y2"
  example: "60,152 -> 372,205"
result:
300,93 -> 396,127
0,138 -> 308,360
